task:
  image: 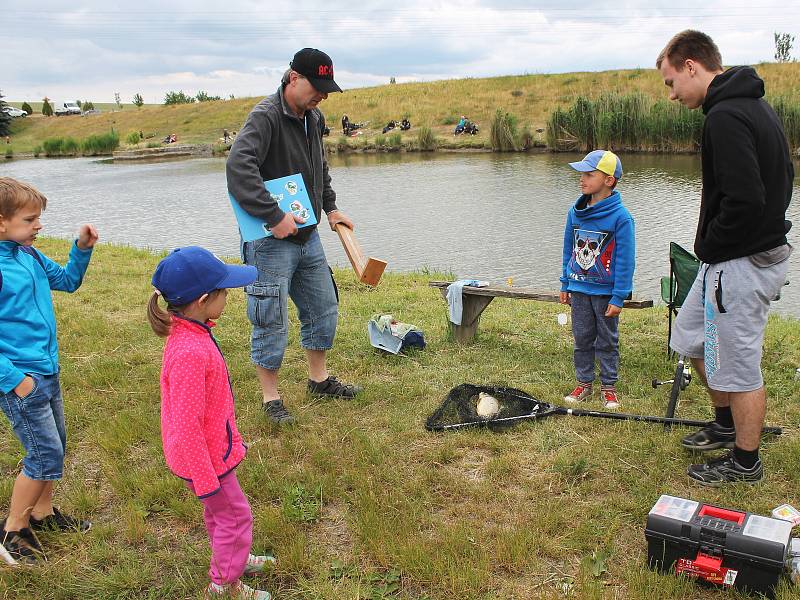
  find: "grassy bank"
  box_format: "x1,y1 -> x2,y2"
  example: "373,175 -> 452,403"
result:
5,63 -> 800,157
2,239 -> 799,599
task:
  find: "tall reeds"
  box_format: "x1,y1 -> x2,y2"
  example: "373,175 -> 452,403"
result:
489,109 -> 520,151
81,131 -> 120,155
770,95 -> 800,151
416,126 -> 437,151
546,93 -> 703,152
42,131 -> 120,156
547,92 -> 800,154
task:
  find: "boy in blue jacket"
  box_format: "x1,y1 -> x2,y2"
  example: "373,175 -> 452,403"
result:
0,178 -> 98,565
559,151 -> 635,409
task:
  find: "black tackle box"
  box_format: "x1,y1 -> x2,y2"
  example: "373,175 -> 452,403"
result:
645,495 -> 793,598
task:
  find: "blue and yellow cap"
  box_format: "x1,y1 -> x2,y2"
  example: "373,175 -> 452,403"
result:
569,150 -> 623,180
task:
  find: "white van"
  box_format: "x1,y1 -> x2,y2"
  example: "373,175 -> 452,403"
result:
53,101 -> 82,116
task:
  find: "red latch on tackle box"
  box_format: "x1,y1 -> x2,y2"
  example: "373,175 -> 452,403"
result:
676,552 -> 737,587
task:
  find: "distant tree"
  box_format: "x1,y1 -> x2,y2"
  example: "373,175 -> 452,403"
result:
390,76 -> 396,84
164,91 -> 195,105
42,97 -> 53,117
114,92 -> 122,109
76,100 -> 82,108
21,102 -> 33,115
774,32 -> 795,62
132,93 -> 144,107
229,94 -> 235,100
83,100 -> 95,111
0,91 -> 11,137
195,90 -> 221,102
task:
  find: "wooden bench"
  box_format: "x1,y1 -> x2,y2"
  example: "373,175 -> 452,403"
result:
429,281 -> 653,343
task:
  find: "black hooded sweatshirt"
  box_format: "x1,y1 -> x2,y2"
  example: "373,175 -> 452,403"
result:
695,65 -> 794,263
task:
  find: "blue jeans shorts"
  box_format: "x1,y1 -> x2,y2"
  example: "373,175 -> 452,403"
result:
242,229 -> 339,370
0,372 -> 67,480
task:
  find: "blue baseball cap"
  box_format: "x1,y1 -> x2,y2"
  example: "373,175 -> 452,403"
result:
569,150 -> 623,180
152,246 -> 257,305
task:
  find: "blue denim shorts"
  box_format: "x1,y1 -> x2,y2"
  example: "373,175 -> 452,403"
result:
242,229 -> 339,370
0,372 -> 67,480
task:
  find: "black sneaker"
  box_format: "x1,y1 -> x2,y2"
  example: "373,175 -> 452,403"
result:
1,525 -> 46,565
307,376 -> 362,399
687,452 -> 763,487
29,507 -> 91,533
262,398 -> 295,424
681,422 -> 736,451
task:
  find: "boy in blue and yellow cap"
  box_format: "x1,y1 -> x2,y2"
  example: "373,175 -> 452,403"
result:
558,150 -> 636,409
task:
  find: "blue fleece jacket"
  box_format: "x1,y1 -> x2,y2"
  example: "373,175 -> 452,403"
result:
0,241 -> 93,393
559,191 -> 635,307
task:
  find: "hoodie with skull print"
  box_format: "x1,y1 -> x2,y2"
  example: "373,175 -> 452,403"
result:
560,190 -> 635,308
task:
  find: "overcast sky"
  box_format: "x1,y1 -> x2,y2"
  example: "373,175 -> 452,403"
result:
2,1 -> 797,103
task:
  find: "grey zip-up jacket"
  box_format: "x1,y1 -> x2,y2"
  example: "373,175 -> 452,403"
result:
226,86 -> 338,244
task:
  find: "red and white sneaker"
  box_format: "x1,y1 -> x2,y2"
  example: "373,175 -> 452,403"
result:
601,386 -> 620,409
564,383 -> 592,403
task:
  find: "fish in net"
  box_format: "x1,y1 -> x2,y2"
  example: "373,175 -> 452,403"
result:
425,384 -> 553,431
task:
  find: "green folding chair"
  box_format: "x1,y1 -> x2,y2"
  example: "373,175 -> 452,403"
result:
655,243 -> 701,425
660,242 -> 701,355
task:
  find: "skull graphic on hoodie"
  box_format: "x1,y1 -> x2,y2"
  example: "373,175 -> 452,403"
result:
568,228 -> 614,285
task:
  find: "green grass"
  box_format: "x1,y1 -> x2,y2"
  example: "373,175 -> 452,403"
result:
1,238 -> 800,599
5,62 -> 800,156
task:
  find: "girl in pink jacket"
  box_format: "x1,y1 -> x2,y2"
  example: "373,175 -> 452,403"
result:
148,246 -> 272,600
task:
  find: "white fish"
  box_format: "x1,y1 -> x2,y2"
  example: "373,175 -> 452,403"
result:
476,392 -> 500,418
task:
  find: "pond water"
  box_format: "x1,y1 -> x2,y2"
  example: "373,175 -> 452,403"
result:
1,152 -> 798,315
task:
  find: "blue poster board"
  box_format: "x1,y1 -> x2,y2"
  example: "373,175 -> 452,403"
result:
228,173 -> 317,242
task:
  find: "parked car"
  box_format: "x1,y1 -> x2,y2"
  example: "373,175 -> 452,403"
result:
2,106 -> 27,118
54,101 -> 82,116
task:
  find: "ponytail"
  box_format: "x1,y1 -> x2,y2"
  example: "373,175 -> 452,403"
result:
147,291 -> 173,337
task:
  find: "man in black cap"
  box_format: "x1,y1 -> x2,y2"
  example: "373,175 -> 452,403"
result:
226,48 -> 361,425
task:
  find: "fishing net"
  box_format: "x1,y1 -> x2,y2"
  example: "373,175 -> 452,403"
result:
425,384 -> 553,431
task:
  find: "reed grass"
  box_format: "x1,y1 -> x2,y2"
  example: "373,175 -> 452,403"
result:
548,93 -> 704,153
80,131 -> 119,156
416,126 -> 438,151
489,109 -> 520,152
547,90 -> 800,154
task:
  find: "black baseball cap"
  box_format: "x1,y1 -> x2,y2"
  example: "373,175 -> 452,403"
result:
290,48 -> 343,94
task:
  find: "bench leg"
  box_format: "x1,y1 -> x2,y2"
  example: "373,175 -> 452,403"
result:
438,290 -> 494,343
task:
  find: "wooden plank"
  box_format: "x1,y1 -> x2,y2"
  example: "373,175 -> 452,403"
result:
428,281 -> 652,308
335,224 -> 388,286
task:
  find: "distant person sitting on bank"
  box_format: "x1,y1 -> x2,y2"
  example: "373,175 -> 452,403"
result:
400,118 -> 411,131
341,115 -> 350,135
382,120 -> 396,134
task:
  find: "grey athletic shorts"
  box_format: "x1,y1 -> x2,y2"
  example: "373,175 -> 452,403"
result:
670,246 -> 791,392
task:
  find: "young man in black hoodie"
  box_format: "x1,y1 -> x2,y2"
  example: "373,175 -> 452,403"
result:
657,31 -> 793,486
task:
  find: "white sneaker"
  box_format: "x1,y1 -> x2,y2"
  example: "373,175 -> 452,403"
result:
243,552 -> 276,575
206,580 -> 272,600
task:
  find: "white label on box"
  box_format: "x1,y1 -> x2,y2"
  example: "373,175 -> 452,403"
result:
723,569 -> 738,586
649,495 -> 699,522
742,515 -> 793,546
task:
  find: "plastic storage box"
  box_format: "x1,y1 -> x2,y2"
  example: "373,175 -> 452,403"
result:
645,495 -> 793,598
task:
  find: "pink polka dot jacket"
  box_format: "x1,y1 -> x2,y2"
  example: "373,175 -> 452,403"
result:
160,315 -> 247,498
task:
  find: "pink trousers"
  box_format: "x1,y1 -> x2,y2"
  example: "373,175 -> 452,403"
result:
186,471 -> 253,585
